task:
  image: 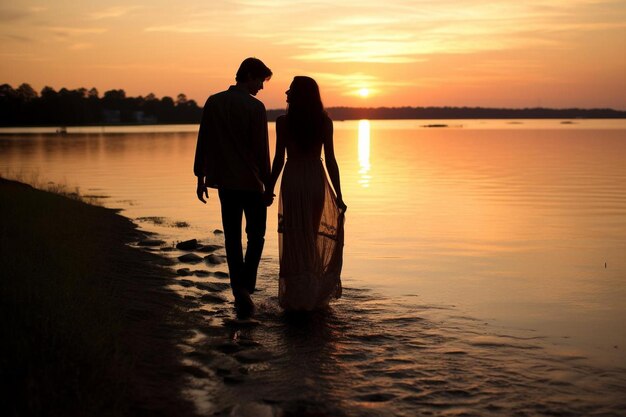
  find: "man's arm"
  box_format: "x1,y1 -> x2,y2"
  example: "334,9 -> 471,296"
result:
194,99 -> 211,203
253,102 -> 271,192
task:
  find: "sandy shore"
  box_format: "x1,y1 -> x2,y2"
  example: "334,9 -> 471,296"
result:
0,178 -> 197,416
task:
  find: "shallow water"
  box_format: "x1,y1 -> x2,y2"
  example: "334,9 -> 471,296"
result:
2,119 -> 626,415
162,235 -> 626,417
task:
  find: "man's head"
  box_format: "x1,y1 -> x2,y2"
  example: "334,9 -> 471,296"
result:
235,57 -> 272,96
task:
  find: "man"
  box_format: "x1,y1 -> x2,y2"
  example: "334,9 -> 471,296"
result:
194,57 -> 273,318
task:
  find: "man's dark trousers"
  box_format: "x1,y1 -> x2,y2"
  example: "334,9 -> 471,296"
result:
218,188 -> 266,297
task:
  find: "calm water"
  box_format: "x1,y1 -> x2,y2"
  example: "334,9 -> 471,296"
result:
2,120 -> 626,415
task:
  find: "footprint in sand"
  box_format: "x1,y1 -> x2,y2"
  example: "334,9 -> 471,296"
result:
200,294 -> 228,304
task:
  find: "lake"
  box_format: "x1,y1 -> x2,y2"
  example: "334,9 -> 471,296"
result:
2,119 -> 625,415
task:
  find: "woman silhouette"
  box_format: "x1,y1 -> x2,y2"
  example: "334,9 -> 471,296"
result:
265,76 -> 347,311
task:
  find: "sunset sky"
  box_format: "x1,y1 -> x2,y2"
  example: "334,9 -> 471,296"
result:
1,0 -> 625,109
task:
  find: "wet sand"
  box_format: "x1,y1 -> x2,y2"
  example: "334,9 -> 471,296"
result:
0,178 -> 196,416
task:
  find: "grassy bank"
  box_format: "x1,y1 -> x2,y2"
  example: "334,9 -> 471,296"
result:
0,178 -> 195,417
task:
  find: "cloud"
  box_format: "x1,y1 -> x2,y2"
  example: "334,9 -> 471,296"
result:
0,7 -> 30,22
144,24 -> 217,34
83,62 -> 204,72
311,71 -> 414,96
239,0 -> 626,63
2,33 -> 34,43
142,0 -> 625,66
0,4 -> 48,22
46,26 -> 107,38
89,6 -> 142,20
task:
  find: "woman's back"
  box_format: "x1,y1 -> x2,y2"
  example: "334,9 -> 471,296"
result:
278,114 -> 329,160
267,76 -> 346,311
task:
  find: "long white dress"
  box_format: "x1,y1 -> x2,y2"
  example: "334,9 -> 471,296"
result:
278,147 -> 344,311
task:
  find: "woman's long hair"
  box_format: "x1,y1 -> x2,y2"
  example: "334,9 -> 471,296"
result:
286,76 -> 327,150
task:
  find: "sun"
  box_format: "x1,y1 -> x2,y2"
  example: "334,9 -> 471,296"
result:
358,88 -> 369,98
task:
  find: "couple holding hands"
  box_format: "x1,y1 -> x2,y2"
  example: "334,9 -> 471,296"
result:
194,57 -> 346,318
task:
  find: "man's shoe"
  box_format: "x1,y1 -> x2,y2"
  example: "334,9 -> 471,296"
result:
234,290 -> 255,319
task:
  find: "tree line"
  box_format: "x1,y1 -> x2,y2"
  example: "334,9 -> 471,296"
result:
312,106 -> 626,121
0,83 -> 202,126
2,83 -> 625,127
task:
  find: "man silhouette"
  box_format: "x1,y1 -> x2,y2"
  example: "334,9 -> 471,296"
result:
194,57 -> 273,318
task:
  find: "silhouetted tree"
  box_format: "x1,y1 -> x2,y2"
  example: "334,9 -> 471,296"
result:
3,82 -> 623,127
16,83 -> 38,101
158,96 -> 175,122
0,84 -> 18,124
40,86 -> 56,98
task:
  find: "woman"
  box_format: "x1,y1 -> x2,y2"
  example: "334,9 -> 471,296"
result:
265,76 -> 347,311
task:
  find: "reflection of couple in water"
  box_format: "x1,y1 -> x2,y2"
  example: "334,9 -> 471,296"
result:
194,57 -> 346,318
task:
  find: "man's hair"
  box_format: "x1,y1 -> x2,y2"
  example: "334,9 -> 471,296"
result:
235,57 -> 272,82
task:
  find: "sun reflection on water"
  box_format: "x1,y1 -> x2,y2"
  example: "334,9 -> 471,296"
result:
357,119 -> 371,188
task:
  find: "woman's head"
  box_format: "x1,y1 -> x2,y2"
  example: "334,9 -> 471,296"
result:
285,75 -> 328,149
286,76 -> 327,149
286,76 -> 323,112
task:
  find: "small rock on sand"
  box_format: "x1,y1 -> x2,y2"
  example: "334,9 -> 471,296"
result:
185,350 -> 215,362
178,253 -> 203,263
160,246 -> 176,252
180,364 -> 209,379
177,268 -> 191,276
355,393 -> 396,402
215,341 -> 242,354
137,239 -> 165,247
213,271 -> 229,279
205,254 -> 226,264
176,239 -> 198,250
197,282 -> 230,292
213,229 -> 224,234
234,349 -> 273,364
223,375 -> 246,385
193,270 -> 210,277
179,279 -> 195,288
211,355 -> 241,377
197,244 -> 223,253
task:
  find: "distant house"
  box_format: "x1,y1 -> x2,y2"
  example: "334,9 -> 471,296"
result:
132,111 -> 157,124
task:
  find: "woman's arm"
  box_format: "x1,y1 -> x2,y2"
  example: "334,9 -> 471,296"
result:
265,116 -> 287,205
323,117 -> 347,211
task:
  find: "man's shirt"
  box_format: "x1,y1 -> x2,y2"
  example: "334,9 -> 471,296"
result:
194,85 -> 270,193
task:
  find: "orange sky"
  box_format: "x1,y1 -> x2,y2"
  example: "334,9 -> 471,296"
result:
1,0 -> 625,109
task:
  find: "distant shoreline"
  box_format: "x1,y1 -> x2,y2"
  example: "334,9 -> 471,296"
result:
1,115 -> 626,130
298,106 -> 626,122
1,107 -> 625,128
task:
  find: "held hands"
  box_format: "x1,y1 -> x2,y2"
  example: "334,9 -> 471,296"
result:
263,190 -> 275,207
196,177 -> 208,203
